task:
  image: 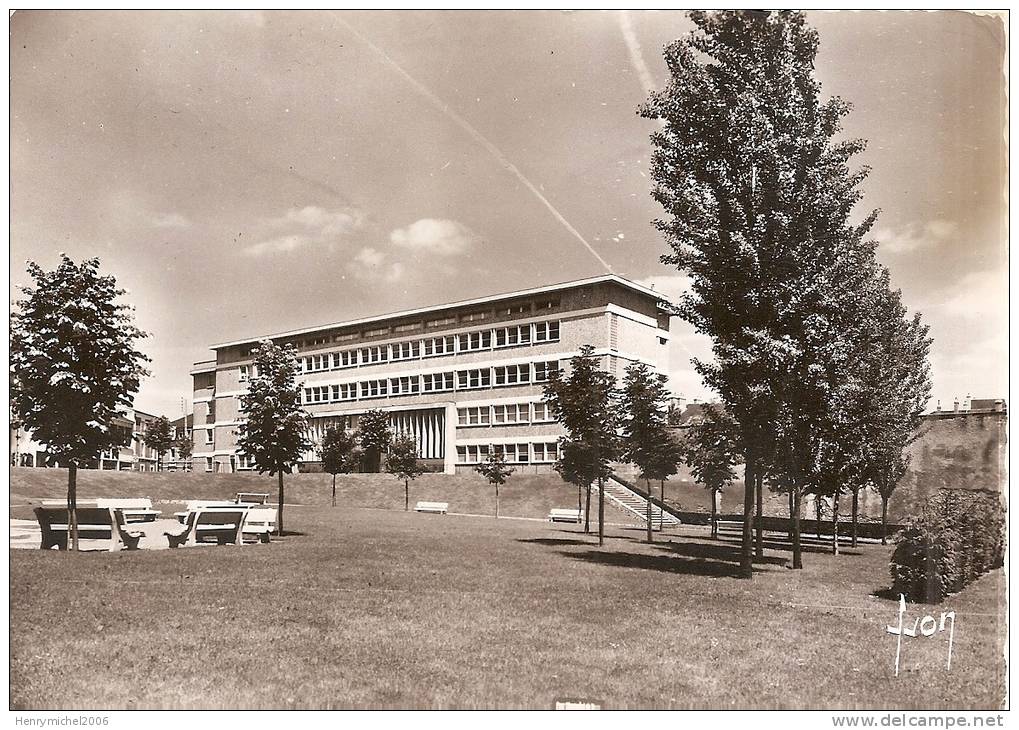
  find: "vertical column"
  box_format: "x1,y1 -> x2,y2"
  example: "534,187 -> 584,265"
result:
443,403 -> 457,475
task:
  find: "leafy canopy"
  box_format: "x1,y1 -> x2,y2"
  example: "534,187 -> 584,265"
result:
319,426 -> 359,476
386,433 -> 425,482
11,255 -> 149,462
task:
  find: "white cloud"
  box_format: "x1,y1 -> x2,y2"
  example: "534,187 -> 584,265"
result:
875,219 -> 958,255
151,212 -> 191,229
389,218 -> 477,255
243,205 -> 363,257
347,246 -> 405,283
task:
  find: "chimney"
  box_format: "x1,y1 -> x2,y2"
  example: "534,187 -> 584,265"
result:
953,397 -> 960,413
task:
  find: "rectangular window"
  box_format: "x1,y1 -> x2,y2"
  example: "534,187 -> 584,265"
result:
237,454 -> 256,470
390,376 -> 421,396
494,325 -> 532,348
533,321 -> 560,343
422,335 -> 455,358
360,346 -> 388,365
239,365 -> 250,382
456,445 -> 489,464
391,341 -> 420,361
335,332 -> 358,343
303,354 -> 330,373
427,316 -> 456,328
360,379 -> 389,398
394,322 -> 421,333
336,383 -> 358,401
493,364 -> 531,386
457,368 -> 491,390
533,360 -> 559,382
421,371 -> 455,393
205,429 -> 214,445
304,386 -> 330,404
457,330 -> 492,352
533,442 -> 558,462
532,401 -> 553,423
364,327 -> 389,338
205,457 -> 214,472
333,350 -> 357,369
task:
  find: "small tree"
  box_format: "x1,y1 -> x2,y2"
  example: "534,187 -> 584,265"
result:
175,433 -> 193,472
555,438 -> 601,533
476,450 -> 515,518
682,408 -> 739,539
11,255 -> 149,550
643,429 -> 685,536
358,409 -> 392,473
143,416 -> 174,471
619,361 -> 673,542
320,426 -> 358,507
387,433 -> 424,510
543,345 -> 620,546
236,339 -> 310,536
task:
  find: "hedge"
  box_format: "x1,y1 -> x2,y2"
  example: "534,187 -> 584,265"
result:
889,489 -> 1004,603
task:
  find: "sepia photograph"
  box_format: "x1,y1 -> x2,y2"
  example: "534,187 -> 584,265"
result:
7,8 -> 1008,715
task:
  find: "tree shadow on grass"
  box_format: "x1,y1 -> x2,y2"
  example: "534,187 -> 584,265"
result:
558,549 -> 764,578
658,539 -> 788,567
518,537 -> 592,547
716,534 -> 861,556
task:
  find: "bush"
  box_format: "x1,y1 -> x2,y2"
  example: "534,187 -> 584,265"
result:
890,489 -> 1004,603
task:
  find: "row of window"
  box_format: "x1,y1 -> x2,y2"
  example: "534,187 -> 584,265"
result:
456,442 -> 559,464
290,321 -> 560,375
457,402 -> 553,426
301,361 -> 560,405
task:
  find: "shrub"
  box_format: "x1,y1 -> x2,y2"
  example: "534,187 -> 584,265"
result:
890,489 -> 1004,603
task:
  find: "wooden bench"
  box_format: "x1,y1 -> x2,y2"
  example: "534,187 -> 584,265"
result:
42,498 -> 160,523
548,508 -> 584,524
174,500 -> 242,523
241,506 -> 278,543
235,492 -> 271,505
34,506 -> 143,551
165,508 -> 247,548
414,501 -> 448,514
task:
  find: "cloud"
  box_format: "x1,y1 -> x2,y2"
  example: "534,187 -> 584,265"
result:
151,212 -> 191,229
389,218 -> 477,255
875,219 -> 958,255
347,246 -> 405,283
243,205 -> 363,257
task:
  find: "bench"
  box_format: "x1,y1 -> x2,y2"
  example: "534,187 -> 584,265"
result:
414,501 -> 448,514
42,498 -> 160,523
34,506 -> 143,551
235,492 -> 271,505
548,508 -> 584,523
165,508 -> 247,548
241,506 -> 278,543
174,500 -> 243,523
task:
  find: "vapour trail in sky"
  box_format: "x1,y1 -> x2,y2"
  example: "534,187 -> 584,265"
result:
334,14 -> 616,275
618,11 -> 657,99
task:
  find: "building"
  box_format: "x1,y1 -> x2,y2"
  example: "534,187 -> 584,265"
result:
190,275 -> 673,474
166,413 -> 195,471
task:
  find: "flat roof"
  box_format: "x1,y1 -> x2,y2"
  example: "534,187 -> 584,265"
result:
210,274 -> 671,350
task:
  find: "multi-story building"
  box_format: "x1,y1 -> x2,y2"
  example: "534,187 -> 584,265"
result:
11,406 -> 158,471
190,275 -> 673,474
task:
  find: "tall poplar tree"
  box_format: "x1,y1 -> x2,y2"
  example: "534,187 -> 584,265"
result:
11,255 -> 149,550
236,339 -> 310,536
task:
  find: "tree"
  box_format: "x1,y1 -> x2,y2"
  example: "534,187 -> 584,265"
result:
619,361 -> 672,542
641,10 -> 886,574
175,433 -> 193,472
387,433 -> 424,511
682,407 -> 739,539
475,450 -> 515,518
358,409 -> 392,473
236,339 -> 310,536
143,416 -> 174,471
11,255 -> 149,550
543,345 -> 620,546
554,438 -> 601,533
642,431 -> 685,538
319,426 -> 359,507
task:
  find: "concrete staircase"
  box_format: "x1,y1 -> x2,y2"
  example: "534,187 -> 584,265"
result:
593,476 -> 682,529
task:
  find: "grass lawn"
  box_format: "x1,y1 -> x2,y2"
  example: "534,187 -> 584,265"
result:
10,503 -> 1005,710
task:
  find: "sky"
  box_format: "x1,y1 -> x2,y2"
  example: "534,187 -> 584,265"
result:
9,10 -> 1007,418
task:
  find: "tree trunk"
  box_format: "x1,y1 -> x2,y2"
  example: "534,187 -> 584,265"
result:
740,456 -> 755,579
788,489 -> 795,541
405,480 -> 409,511
851,488 -> 859,547
331,474 -> 337,508
68,462 -> 79,551
815,495 -> 823,539
754,471 -> 764,559
792,488 -> 803,569
832,490 -> 840,556
646,478 -> 653,543
710,488 -> 718,539
584,483 -> 591,534
881,496 -> 889,545
597,475 -> 605,547
577,483 -> 582,522
277,470 -> 285,536
495,483 -> 500,519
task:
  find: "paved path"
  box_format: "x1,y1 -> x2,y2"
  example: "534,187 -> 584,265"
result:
10,517 -> 185,551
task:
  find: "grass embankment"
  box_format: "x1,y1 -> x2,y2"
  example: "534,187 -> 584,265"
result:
10,467 -> 638,524
9,505 -> 1006,710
